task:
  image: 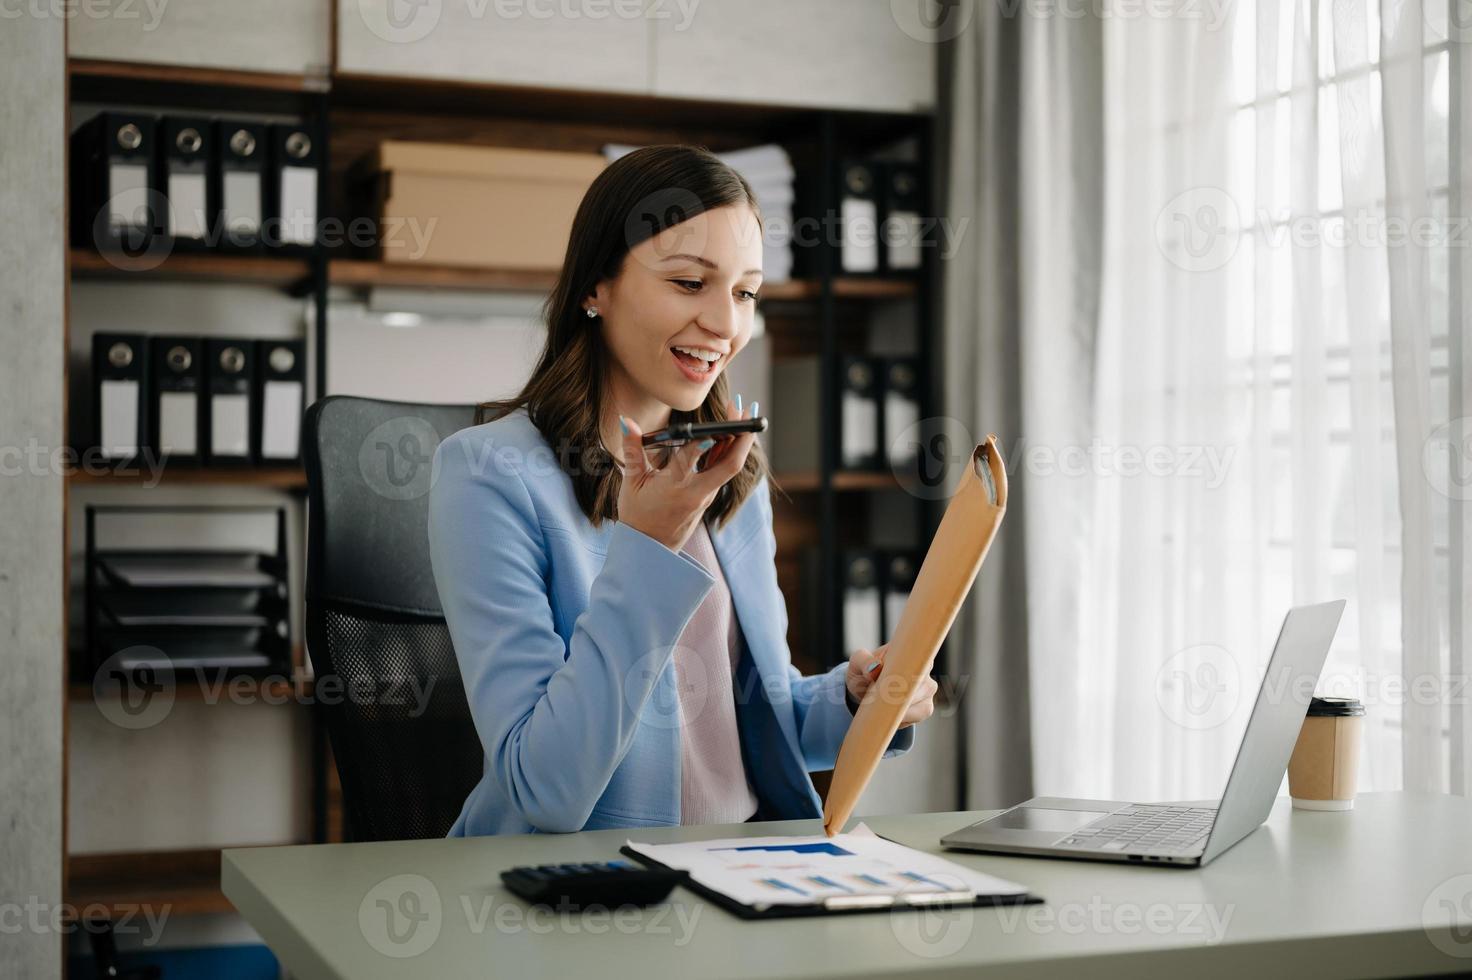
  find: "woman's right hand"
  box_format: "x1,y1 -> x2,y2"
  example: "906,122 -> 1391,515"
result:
616,401 -> 755,553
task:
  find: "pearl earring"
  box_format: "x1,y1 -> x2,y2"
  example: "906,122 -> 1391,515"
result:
586,307 -> 598,319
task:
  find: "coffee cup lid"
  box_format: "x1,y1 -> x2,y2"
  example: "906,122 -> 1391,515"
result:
1307,696 -> 1365,717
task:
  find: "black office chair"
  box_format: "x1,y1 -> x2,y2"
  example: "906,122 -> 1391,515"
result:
304,395 -> 484,841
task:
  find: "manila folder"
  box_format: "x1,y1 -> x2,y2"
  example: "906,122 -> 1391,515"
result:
823,436 -> 1009,836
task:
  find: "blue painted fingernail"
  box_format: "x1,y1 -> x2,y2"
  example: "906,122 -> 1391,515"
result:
750,401 -> 760,419
866,660 -> 882,674
619,416 -> 629,435
698,439 -> 715,450
735,393 -> 743,415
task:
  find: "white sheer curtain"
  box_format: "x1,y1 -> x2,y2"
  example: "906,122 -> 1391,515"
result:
1028,0 -> 1469,802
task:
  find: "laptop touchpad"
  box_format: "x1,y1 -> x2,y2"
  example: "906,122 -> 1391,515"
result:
993,807 -> 1111,833
949,805 -> 1117,847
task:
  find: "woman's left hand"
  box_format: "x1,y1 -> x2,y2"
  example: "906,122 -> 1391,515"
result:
844,644 -> 938,729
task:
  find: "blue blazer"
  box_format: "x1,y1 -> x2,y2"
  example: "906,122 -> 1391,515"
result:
427,408 -> 914,836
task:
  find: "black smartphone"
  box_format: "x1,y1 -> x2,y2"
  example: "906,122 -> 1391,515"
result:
641,417 -> 768,447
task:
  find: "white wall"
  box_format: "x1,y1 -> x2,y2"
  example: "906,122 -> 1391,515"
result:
325,291 -> 548,404
68,0 -> 935,113
68,0 -> 331,76
68,699 -> 312,853
71,0 -> 938,112
340,0 -> 649,93
340,0 -> 936,112
651,0 -> 935,112
0,13 -> 65,980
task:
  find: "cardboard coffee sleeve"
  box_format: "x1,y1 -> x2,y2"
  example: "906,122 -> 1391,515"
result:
1287,696 -> 1364,810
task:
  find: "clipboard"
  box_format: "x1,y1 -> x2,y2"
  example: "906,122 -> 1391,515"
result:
617,828 -> 1042,921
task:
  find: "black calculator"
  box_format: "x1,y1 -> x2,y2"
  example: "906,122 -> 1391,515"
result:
500,860 -> 686,910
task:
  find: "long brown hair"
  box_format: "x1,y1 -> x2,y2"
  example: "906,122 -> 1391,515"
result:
477,144 -> 769,528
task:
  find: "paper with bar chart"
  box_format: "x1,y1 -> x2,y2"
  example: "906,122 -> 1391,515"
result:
624,823 -> 1028,911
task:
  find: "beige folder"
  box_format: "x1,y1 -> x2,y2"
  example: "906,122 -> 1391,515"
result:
823,436 -> 1009,836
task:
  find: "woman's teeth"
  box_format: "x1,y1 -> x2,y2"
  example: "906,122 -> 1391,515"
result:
672,345 -> 721,363
671,346 -> 721,377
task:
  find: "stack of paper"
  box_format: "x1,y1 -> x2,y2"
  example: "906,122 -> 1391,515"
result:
625,823 -> 1028,912
602,143 -> 796,284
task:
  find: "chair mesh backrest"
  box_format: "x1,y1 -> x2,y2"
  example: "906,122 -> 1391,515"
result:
304,396 -> 484,841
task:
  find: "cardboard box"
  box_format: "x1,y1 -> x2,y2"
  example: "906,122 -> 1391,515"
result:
370,141 -> 606,269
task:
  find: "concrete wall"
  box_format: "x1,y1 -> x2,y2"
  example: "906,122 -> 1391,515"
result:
0,12 -> 66,980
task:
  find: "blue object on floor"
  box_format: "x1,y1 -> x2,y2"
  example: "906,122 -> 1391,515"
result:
69,943 -> 279,980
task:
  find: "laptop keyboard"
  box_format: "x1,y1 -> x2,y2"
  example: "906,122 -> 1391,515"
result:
1056,804 -> 1216,854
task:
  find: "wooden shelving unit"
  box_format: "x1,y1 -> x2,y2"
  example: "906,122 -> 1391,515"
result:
61,55 -> 939,931
327,69 -> 923,152
328,259 -> 917,302
68,58 -> 328,93
773,471 -> 900,493
68,466 -> 308,489
64,62 -> 331,941
70,248 -> 312,290
65,849 -> 236,921
328,259 -> 556,293
754,276 -> 922,303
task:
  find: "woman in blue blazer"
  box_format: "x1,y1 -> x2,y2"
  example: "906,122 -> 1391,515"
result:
428,145 -> 937,837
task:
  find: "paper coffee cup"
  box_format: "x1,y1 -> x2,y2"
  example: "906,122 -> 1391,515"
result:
1287,696 -> 1364,811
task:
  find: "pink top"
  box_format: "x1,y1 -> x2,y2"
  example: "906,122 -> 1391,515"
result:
674,523 -> 761,825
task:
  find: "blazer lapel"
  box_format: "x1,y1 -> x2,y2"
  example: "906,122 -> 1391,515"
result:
710,518 -> 803,757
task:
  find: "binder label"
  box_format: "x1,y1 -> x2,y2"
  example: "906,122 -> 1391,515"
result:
279,166 -> 318,246
841,392 -> 879,467
167,172 -> 208,240
158,391 -> 198,456
885,210 -> 924,269
222,172 -> 262,235
99,379 -> 140,457
885,392 -> 921,466
839,198 -> 880,273
260,379 -> 304,459
106,163 -> 150,232
211,393 -> 251,456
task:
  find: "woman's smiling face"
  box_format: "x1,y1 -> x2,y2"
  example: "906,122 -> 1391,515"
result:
588,203 -> 763,414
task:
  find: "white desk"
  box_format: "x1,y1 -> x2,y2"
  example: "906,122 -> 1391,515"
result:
223,792 -> 1472,978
